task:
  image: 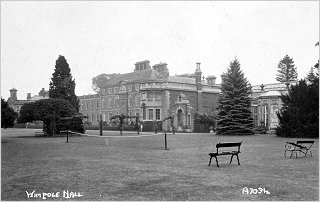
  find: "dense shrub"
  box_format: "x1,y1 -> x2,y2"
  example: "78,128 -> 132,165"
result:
18,98 -> 85,135
253,125 -> 268,134
275,79 -> 319,138
140,121 -> 163,132
1,98 -> 18,128
193,112 -> 215,133
84,125 -> 136,131
13,123 -> 26,128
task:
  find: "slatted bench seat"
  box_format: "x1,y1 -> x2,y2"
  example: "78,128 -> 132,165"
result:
284,141 -> 314,158
208,142 -> 242,167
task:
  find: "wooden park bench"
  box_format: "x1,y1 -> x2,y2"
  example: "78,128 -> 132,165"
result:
284,141 -> 314,158
208,142 -> 242,167
34,131 -> 48,138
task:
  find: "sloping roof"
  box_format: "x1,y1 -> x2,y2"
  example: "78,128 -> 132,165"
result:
259,90 -> 282,97
29,95 -> 49,101
252,81 -> 297,93
167,76 -> 195,84
104,69 -> 164,85
174,73 -> 195,78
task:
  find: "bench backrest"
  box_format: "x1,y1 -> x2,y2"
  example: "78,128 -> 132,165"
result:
216,142 -> 242,153
296,141 -> 314,144
296,141 -> 314,149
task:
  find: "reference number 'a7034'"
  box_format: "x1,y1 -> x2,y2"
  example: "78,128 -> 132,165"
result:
242,187 -> 270,195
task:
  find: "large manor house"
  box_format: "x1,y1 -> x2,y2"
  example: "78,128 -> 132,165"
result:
7,60 -> 295,132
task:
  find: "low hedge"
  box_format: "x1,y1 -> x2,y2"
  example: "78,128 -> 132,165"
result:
13,123 -> 26,128
84,125 -> 136,131
141,121 -> 163,132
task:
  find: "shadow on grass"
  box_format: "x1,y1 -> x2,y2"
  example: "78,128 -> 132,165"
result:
205,164 -> 243,171
1,140 -> 10,143
15,136 -> 44,138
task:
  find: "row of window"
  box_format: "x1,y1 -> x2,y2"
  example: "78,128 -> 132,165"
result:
81,95 -> 140,110
81,99 -> 100,110
142,108 -> 161,120
85,109 -> 161,122
84,111 -> 141,123
101,84 -> 140,95
101,96 -> 140,109
80,91 -> 166,111
141,92 -> 162,101
252,105 -> 273,127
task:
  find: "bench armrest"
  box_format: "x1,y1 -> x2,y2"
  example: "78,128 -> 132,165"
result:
285,142 -> 306,149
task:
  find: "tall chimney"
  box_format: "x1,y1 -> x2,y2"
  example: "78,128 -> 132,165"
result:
27,93 -> 31,100
134,60 -> 151,71
152,63 -> 169,79
195,62 -> 202,86
9,88 -> 17,101
195,62 -> 203,113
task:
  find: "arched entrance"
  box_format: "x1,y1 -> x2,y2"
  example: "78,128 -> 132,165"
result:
177,109 -> 183,128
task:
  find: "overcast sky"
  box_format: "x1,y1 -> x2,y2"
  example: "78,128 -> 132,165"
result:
1,1 -> 319,100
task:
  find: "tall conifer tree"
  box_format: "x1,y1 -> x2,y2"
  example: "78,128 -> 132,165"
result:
306,67 -> 316,82
49,55 -> 79,112
275,79 -> 318,138
276,55 -> 298,83
217,58 -> 254,135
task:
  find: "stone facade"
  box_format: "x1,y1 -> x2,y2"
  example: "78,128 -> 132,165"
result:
250,81 -> 297,130
78,60 -> 221,131
77,60 -> 296,132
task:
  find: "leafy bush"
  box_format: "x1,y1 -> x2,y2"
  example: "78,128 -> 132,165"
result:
1,98 -> 18,128
84,125 -> 136,131
275,79 -> 319,138
18,98 -> 85,135
253,126 -> 268,134
13,123 -> 26,128
193,112 -> 215,133
140,121 -> 163,132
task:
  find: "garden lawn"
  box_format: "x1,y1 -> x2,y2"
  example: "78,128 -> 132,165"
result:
1,128 -> 319,201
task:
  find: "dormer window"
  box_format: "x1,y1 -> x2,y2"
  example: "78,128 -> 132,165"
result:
120,85 -> 126,92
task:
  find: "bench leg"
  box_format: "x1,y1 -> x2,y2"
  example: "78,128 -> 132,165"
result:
229,155 -> 234,164
289,151 -> 294,158
236,154 -> 240,165
215,157 -> 219,167
208,156 -> 213,166
300,150 -> 311,157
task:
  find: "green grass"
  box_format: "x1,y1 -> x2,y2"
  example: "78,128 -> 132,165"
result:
1,128 -> 319,201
